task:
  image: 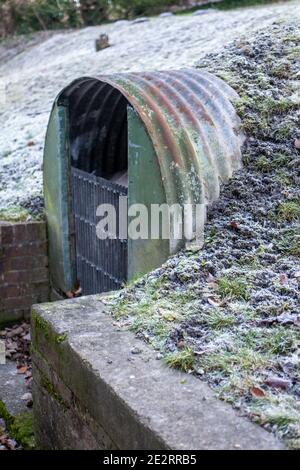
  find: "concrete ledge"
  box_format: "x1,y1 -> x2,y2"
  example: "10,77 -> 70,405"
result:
31,296 -> 285,450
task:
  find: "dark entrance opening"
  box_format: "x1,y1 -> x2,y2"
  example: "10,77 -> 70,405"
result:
61,79 -> 130,295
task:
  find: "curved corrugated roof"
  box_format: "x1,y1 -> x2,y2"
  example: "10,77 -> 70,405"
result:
64,69 -> 242,206
45,68 -> 244,292
58,68 -> 243,245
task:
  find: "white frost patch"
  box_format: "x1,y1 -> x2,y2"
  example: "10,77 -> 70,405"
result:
0,1 -> 300,209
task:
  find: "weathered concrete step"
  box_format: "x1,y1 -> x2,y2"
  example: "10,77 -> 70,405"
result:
0,360 -> 28,416
31,296 -> 285,450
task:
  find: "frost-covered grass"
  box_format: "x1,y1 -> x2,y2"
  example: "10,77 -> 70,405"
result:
0,206 -> 30,222
108,20 -> 300,448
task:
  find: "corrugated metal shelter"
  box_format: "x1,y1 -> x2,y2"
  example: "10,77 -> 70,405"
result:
43,68 -> 243,297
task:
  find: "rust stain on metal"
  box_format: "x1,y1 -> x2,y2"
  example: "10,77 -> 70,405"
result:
58,67 -> 244,240
99,69 -> 243,208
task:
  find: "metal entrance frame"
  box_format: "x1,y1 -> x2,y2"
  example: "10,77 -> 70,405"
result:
43,69 -> 244,298
71,167 -> 127,295
66,81 -> 130,295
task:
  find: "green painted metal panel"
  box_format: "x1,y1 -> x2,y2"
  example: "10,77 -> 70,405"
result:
43,103 -> 75,293
128,106 -> 169,280
44,70 -> 243,293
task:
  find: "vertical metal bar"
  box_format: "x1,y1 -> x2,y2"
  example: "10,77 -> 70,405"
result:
71,167 -> 127,295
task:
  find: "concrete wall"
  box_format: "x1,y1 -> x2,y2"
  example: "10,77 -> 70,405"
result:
0,221 -> 50,325
31,296 -> 285,450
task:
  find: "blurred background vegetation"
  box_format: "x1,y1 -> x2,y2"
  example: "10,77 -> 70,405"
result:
0,0 -> 283,38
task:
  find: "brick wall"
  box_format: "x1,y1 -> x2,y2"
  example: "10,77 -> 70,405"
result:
0,221 -> 50,325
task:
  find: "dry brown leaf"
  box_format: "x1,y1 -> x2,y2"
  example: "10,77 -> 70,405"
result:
294,138 -> 300,150
207,273 -> 216,283
279,273 -> 288,285
264,376 -> 291,390
207,296 -> 221,307
250,386 -> 266,398
229,220 -> 240,231
294,316 -> 300,328
65,291 -> 74,298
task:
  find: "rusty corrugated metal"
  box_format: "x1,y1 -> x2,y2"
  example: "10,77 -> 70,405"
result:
46,68 -> 244,292
56,67 -> 244,251
94,68 -> 243,213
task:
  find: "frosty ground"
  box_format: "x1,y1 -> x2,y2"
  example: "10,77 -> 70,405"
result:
0,0 -> 300,216
108,19 -> 300,448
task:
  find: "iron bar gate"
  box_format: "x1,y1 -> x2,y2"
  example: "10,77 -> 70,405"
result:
71,167 -> 127,295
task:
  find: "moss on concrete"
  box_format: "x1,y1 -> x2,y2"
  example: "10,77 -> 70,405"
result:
10,412 -> 35,450
40,372 -> 68,410
31,309 -> 68,349
0,400 -> 14,428
0,399 -> 35,450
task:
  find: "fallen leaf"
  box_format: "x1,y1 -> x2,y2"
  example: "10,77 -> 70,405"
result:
257,317 -> 277,326
0,435 -> 8,445
6,438 -> 17,450
207,296 -> 221,307
65,291 -> 74,298
207,273 -> 216,283
250,386 -> 266,398
229,220 -> 240,231
163,312 -> 177,321
264,376 -> 291,390
277,313 -> 295,325
7,327 -> 23,338
27,140 -> 35,147
17,366 -> 27,375
294,316 -> 300,328
194,350 -> 208,356
177,340 -> 185,349
279,273 -> 288,285
74,286 -> 82,296
21,393 -> 32,402
6,341 -> 18,350
208,282 -> 218,290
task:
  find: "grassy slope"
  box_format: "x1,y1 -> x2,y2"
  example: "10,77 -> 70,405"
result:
108,20 -> 300,448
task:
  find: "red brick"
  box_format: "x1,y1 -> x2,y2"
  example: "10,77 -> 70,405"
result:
4,268 -> 49,285
26,222 -> 47,242
3,296 -> 38,310
12,224 -> 29,243
0,224 -> 14,245
0,309 -> 26,325
0,282 -> 49,299
5,255 -> 48,271
1,222 -> 47,247
11,222 -> 47,244
3,241 -> 48,258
